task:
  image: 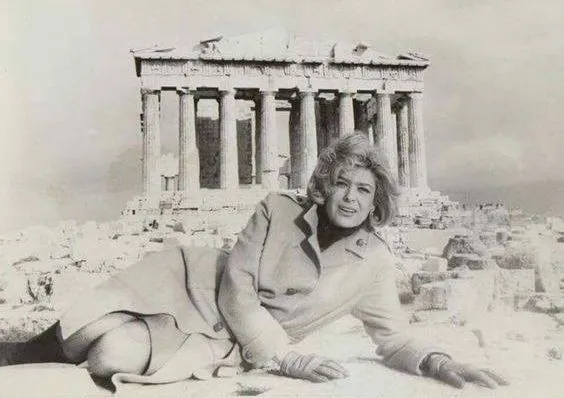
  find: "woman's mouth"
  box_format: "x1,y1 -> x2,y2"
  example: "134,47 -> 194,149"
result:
338,206 -> 357,215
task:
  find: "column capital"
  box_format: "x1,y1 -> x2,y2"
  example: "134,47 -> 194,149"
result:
176,87 -> 196,95
260,89 -> 276,96
140,87 -> 160,95
392,95 -> 409,112
298,89 -> 317,98
219,87 -> 237,95
374,89 -> 394,95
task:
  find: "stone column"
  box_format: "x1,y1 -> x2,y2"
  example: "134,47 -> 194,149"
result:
219,89 -> 239,190
367,122 -> 375,145
141,88 -> 161,197
298,90 -> 318,188
338,91 -> 355,137
288,98 -> 301,188
250,104 -> 257,184
408,92 -> 428,191
259,90 -> 278,190
394,98 -> 410,188
254,98 -> 262,185
375,92 -> 398,180
177,88 -> 200,192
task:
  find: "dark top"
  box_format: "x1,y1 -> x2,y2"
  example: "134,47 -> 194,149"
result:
316,207 -> 363,251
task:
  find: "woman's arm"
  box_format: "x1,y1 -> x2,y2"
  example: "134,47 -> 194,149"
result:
351,246 -> 509,389
218,195 -> 291,367
351,247 -> 446,374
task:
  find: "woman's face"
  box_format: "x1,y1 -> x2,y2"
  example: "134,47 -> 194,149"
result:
324,167 -> 376,228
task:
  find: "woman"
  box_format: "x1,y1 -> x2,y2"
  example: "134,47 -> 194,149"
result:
0,133 -> 507,389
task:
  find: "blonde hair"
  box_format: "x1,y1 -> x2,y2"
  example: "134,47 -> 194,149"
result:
307,132 -> 399,227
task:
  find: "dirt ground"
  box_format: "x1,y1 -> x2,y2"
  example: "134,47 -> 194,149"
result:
0,310 -> 561,397
0,226 -> 562,397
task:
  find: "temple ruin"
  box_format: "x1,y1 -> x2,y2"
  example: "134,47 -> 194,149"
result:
130,29 -> 431,211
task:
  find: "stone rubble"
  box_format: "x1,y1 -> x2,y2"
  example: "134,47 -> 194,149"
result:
0,205 -> 562,358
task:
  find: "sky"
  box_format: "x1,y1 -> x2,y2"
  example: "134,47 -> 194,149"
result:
1,0 -> 564,233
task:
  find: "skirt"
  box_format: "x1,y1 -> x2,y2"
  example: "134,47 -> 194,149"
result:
58,246 -> 242,384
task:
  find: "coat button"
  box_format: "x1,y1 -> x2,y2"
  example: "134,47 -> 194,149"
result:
356,238 -> 367,247
213,321 -> 224,332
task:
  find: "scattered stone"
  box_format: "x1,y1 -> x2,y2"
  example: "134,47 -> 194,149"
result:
421,257 -> 447,273
547,346 -> 562,360
415,281 -> 451,310
448,253 -> 491,270
497,241 -> 539,269
496,229 -> 510,244
422,247 -> 442,258
448,271 -> 496,315
442,235 -> 489,261
523,294 -> 563,314
479,231 -> 497,247
171,222 -> 186,233
395,263 -> 415,304
12,256 -> 40,266
489,245 -> 506,260
26,273 -> 54,303
411,271 -> 455,294
497,240 -> 559,295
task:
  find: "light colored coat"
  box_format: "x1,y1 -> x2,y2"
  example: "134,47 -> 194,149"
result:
218,192 -> 441,374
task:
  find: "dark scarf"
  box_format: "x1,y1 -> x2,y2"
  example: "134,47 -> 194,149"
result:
316,207 -> 363,251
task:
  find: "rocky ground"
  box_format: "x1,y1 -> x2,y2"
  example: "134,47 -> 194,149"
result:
0,210 -> 563,397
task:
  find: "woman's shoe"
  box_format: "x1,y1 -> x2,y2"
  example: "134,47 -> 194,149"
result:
0,322 -> 68,366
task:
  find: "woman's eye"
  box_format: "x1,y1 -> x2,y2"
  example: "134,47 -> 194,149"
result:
336,181 -> 347,188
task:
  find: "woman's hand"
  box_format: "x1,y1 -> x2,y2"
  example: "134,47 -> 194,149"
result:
426,354 -> 509,389
279,351 -> 349,383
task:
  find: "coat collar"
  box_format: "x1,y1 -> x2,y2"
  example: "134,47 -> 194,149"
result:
296,202 -> 372,269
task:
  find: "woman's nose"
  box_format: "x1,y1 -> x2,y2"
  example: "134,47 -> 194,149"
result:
344,187 -> 357,202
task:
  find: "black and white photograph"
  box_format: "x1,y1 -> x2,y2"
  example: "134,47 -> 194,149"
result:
0,1 -> 563,396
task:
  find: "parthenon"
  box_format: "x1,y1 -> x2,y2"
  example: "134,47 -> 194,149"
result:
132,29 -> 430,209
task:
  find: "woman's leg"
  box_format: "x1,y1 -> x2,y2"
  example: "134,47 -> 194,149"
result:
61,312 -> 138,363
0,312 -> 140,367
86,319 -> 150,378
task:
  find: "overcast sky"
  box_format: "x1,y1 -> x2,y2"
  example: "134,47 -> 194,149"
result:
1,0 -> 564,232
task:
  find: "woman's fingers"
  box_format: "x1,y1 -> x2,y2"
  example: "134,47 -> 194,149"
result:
315,362 -> 349,380
465,369 -> 498,389
440,370 -> 466,389
308,370 -> 330,383
319,360 -> 349,376
482,369 -> 510,386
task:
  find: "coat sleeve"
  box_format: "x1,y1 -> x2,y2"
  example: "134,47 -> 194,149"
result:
218,195 -> 291,367
351,246 -> 447,375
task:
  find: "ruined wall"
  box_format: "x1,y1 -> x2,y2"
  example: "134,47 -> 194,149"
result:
196,117 -> 253,188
